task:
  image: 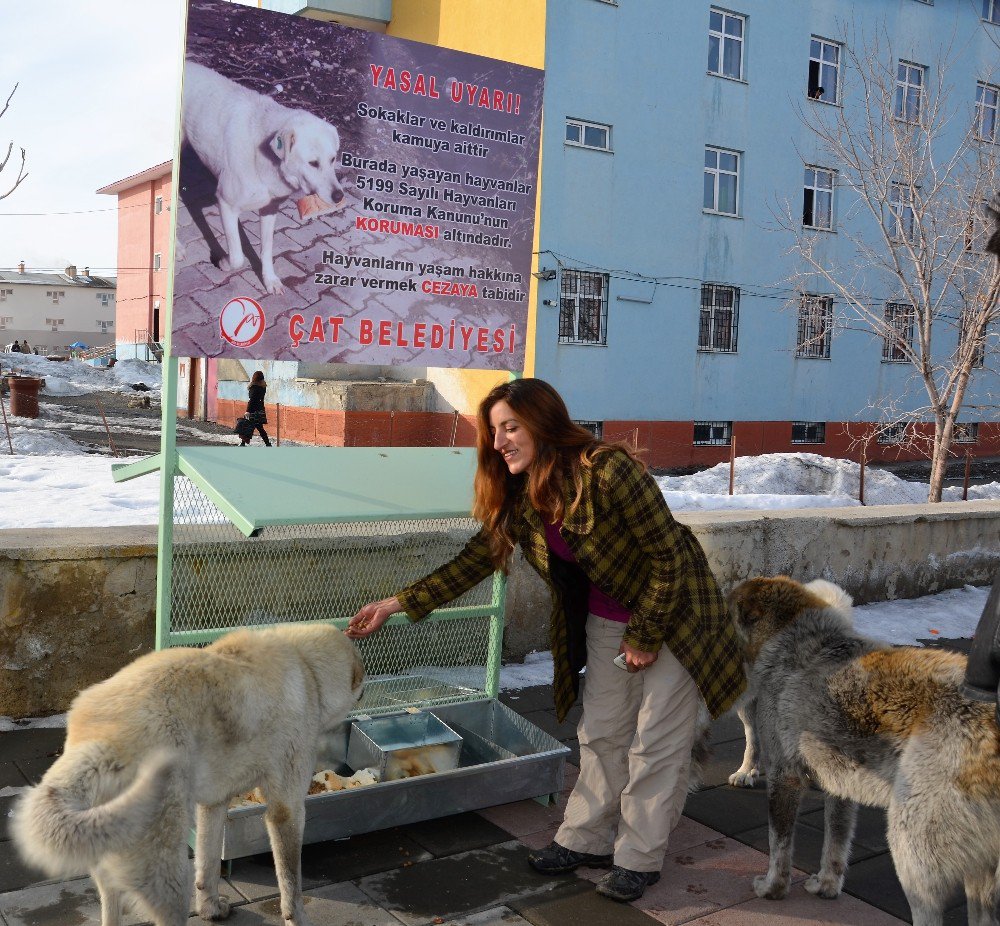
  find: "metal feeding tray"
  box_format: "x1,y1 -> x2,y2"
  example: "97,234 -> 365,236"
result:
218,698 -> 569,860
347,711 -> 462,781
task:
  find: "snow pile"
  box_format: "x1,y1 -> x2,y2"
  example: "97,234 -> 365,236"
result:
0,352 -> 161,397
109,358 -> 162,390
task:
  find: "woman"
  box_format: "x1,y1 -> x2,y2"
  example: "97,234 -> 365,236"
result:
241,370 -> 271,446
347,378 -> 744,902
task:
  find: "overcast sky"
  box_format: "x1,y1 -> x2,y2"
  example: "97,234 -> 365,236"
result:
0,1 -> 251,276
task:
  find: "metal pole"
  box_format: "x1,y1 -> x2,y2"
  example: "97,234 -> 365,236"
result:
963,451 -> 972,501
859,445 -> 866,506
388,409 -> 395,447
449,409 -> 459,447
728,436 -> 736,495
0,381 -> 13,454
95,396 -> 119,457
276,402 -> 281,447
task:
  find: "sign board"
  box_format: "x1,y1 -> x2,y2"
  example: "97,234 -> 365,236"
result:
171,0 -> 544,370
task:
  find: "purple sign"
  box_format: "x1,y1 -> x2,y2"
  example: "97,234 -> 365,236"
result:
172,0 -> 544,370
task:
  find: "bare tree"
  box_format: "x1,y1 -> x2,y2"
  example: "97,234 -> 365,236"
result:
781,31 -> 1000,502
0,84 -> 27,200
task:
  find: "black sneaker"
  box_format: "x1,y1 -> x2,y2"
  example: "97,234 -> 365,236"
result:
527,841 -> 613,874
595,865 -> 661,902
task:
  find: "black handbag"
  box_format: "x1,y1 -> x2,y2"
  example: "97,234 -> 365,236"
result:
234,417 -> 255,440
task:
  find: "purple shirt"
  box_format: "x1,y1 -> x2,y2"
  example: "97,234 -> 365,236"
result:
544,519 -> 631,623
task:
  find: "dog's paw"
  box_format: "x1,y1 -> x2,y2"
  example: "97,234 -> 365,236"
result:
198,894 -> 232,921
263,275 -> 284,296
218,255 -> 246,273
753,875 -> 789,900
804,873 -> 842,899
728,767 -> 759,788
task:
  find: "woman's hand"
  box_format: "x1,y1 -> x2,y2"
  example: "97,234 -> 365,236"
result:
346,596 -> 401,639
619,641 -> 658,673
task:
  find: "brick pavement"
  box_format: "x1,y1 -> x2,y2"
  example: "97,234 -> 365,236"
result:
0,688 -> 930,925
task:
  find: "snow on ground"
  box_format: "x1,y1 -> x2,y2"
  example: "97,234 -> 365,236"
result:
1,351 -> 160,396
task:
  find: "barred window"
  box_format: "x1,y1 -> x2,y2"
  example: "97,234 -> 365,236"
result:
574,419 -> 604,438
883,302 -> 914,361
796,294 -> 833,358
153,252 -> 162,272
45,317 -> 65,330
0,316 -> 11,329
96,292 -> 114,307
694,420 -> 732,445
155,196 -> 163,214
877,422 -> 908,444
0,289 -> 11,301
698,283 -> 739,352
792,421 -> 826,444
954,422 -> 979,443
559,270 -> 608,345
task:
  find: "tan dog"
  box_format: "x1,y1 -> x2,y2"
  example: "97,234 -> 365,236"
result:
12,623 -> 364,926
729,576 -> 1000,926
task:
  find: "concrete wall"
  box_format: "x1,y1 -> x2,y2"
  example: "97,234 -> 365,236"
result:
2,502 -> 997,718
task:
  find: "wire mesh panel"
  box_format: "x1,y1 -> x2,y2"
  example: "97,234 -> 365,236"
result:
168,475 -> 502,715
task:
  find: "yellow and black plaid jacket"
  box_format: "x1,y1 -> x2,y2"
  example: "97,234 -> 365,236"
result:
396,448 -> 746,722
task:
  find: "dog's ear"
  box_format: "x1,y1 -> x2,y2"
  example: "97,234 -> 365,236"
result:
270,128 -> 296,161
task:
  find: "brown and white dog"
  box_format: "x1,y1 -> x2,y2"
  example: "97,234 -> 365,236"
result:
729,576 -> 1000,926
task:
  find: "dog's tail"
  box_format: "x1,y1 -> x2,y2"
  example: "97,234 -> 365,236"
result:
11,744 -> 179,876
804,579 -> 853,622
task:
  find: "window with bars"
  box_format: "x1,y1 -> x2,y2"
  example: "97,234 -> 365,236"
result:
574,420 -> 604,439
803,167 -> 834,230
698,283 -> 739,352
959,310 -> 986,368
559,270 -> 609,345
792,421 -> 826,444
796,294 -> 833,358
894,61 -> 925,123
565,118 -> 611,152
704,146 -> 740,215
877,422 -> 908,444
977,82 -> 999,143
954,422 -> 980,443
888,183 -> 917,241
708,8 -> 745,81
883,302 -> 914,361
693,420 -> 732,445
984,0 -> 1000,24
808,37 -> 841,104
45,318 -> 65,331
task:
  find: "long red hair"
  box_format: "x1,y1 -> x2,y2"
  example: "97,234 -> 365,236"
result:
472,378 -> 641,570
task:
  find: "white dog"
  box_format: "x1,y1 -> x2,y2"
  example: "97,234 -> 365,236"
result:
181,61 -> 345,295
12,623 -> 364,926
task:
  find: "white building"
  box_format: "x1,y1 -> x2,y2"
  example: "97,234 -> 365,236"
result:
0,263 -> 116,355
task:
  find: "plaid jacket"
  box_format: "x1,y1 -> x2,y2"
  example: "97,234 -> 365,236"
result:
396,448 -> 746,722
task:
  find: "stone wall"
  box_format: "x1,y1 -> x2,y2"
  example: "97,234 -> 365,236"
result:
2,502 -> 997,718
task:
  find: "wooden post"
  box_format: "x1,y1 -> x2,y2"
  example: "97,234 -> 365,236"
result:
449,410 -> 459,447
963,451 -> 972,501
0,383 -> 13,454
728,436 -> 736,496
94,396 -> 119,457
276,403 -> 281,447
389,410 -> 395,447
859,445 -> 866,506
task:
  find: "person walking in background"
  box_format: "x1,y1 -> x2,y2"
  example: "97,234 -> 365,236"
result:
241,370 -> 271,446
347,378 -> 745,903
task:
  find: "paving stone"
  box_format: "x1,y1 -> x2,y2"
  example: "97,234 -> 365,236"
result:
696,737 -> 759,790
685,782 -> 825,836
499,688 -> 555,714
730,820 -> 880,873
0,731 -> 65,766
11,759 -> 56,788
224,881 -> 400,926
0,850 -> 56,896
439,906 -> 533,926
509,879 -> 651,926
356,839 -> 565,926
1,796 -> 18,841
679,886 -> 911,924
0,764 -> 29,789
841,852 -> 911,920
708,712 -> 746,747
404,812 -> 513,857
477,796 -> 567,839
798,802 -> 889,855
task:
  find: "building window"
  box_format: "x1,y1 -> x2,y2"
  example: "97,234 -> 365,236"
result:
45,317 -> 65,331
894,61 -> 926,123
97,320 -> 115,332
154,196 -> 163,214
153,252 -> 162,272
883,302 -> 914,361
803,167 -> 834,230
694,420 -> 733,446
96,292 -> 113,307
877,422 -> 908,444
704,146 -> 740,215
888,183 -> 917,241
984,0 -> 1000,23
565,118 -> 611,152
0,316 -> 11,329
808,37 -> 841,104
796,294 -> 833,359
792,421 -> 826,444
0,288 -> 11,301
559,270 -> 609,345
698,283 -> 740,352
954,422 -> 980,443
574,420 -> 604,438
708,8 -> 745,81
976,82 -> 999,143
45,290 -> 64,304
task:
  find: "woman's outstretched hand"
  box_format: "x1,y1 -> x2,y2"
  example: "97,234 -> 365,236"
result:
346,596 -> 402,639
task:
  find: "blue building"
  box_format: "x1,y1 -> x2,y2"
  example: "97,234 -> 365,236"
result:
532,0 -> 1000,467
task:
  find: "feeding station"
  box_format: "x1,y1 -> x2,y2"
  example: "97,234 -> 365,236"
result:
114,0 -> 555,863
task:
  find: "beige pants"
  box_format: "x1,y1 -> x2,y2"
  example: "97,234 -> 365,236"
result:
555,613 -> 701,872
